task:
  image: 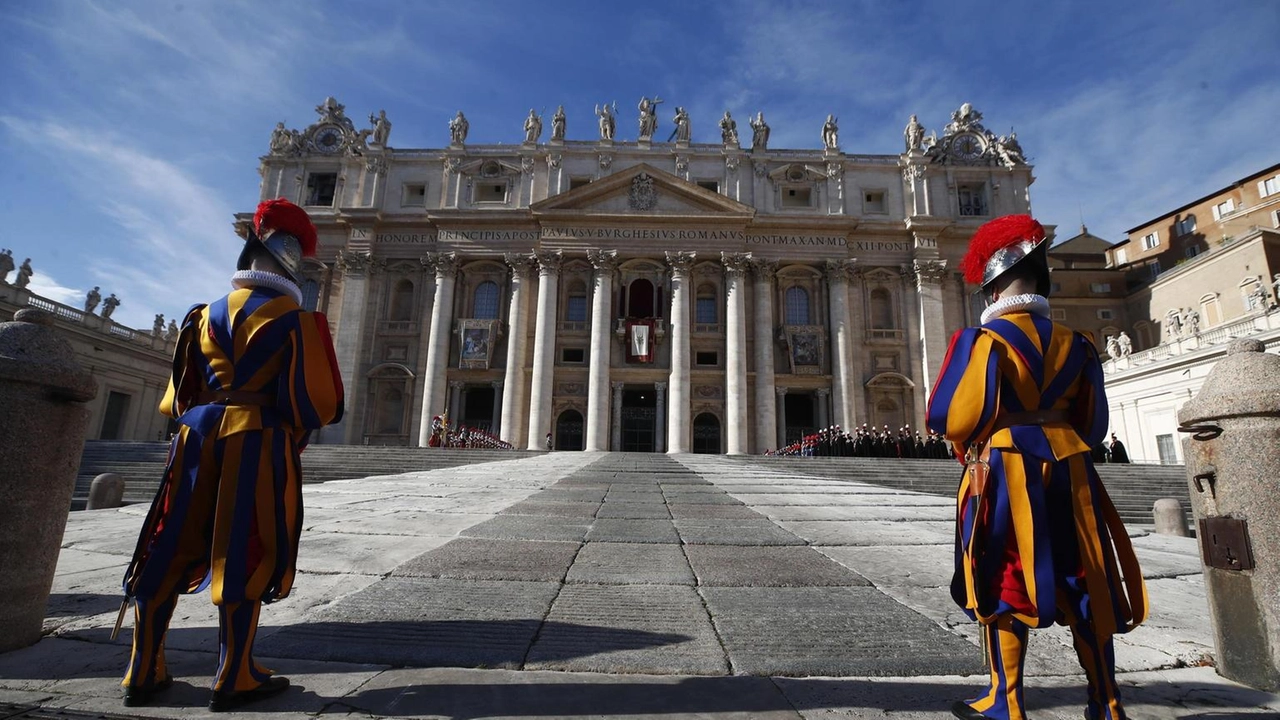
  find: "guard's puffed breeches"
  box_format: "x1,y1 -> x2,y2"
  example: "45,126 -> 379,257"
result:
961,614 -> 1127,720
123,597 -> 272,693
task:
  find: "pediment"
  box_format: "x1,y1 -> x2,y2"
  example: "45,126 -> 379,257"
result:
531,164 -> 754,219
768,163 -> 828,184
458,158 -> 524,178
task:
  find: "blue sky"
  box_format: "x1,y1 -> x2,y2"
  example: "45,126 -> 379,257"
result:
1,1 -> 1277,330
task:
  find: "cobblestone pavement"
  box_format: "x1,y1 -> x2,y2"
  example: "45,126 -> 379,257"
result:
2,452 -> 1276,719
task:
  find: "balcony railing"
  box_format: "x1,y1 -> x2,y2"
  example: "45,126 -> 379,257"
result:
558,320 -> 588,333
693,322 -> 723,334
866,328 -> 904,341
381,320 -> 419,334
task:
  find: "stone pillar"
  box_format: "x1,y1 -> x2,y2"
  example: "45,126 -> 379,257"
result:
525,251 -> 562,450
490,380 -> 503,435
816,388 -> 830,428
500,253 -> 535,446
586,250 -> 618,451
1179,339 -> 1280,691
416,252 -> 459,446
912,259 -> 949,415
0,309 -> 97,653
611,381 -> 624,451
666,251 -> 695,453
722,252 -> 750,454
775,387 -> 788,448
655,381 -> 667,453
846,266 -> 869,424
825,259 -> 856,428
750,259 -> 778,453
329,249 -> 374,444
448,380 -> 464,425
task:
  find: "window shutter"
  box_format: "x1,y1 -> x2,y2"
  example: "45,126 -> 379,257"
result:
1212,204 -> 1221,221
1260,180 -> 1269,197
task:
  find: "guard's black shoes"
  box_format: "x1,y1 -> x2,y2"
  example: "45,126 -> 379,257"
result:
122,675 -> 173,707
208,676 -> 290,712
951,701 -> 993,719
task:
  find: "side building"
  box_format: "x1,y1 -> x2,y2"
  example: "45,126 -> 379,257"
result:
0,279 -> 175,442
247,99 -> 1037,453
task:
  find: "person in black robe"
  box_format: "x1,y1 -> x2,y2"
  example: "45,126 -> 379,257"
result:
1108,433 -> 1130,463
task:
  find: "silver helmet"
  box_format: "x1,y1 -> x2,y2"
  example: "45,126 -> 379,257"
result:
981,237 -> 1047,288
236,228 -> 304,283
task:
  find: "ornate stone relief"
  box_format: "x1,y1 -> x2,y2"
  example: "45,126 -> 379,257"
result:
335,249 -> 373,275
422,251 -> 459,277
747,257 -> 777,280
911,259 -> 948,286
587,249 -> 619,274
824,258 -> 857,282
267,97 -> 381,158
665,251 -> 697,275
629,173 -> 658,211
547,153 -> 562,169
725,155 -> 740,173
504,252 -> 537,275
535,250 -> 563,275
722,252 -> 752,278
924,103 -> 1027,169
599,154 -> 613,170
365,155 -> 388,175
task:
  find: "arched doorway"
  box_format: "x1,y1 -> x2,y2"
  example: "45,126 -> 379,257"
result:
620,388 -> 657,452
555,409 -> 584,451
692,413 -> 721,454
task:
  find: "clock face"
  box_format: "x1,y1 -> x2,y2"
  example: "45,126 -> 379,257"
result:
313,125 -> 344,154
952,132 -> 984,161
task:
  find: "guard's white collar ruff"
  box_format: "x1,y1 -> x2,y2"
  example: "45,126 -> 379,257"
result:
981,293 -> 1050,325
231,270 -> 303,306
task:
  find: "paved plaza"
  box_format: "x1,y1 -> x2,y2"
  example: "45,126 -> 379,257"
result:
2,453 -> 1277,719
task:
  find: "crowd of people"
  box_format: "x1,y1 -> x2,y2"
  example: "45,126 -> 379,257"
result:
765,424 -> 953,459
425,415 -> 514,449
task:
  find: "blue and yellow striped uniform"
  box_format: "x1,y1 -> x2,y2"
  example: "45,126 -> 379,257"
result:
121,285 -> 343,694
928,308 -> 1147,720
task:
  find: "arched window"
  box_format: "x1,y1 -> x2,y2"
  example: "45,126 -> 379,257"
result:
565,279 -> 588,322
695,284 -> 718,324
784,286 -> 810,325
870,288 -> 895,329
473,281 -> 500,319
628,279 -> 655,318
388,279 -> 414,321
301,279 -> 319,312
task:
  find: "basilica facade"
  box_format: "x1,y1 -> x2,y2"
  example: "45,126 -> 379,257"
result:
245,98 -> 1036,453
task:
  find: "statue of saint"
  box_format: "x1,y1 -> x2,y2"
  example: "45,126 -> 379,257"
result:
997,131 -> 1025,166
1181,306 -> 1200,335
523,108 -> 542,144
671,106 -> 691,143
102,293 -> 120,320
368,110 -> 391,146
749,111 -> 770,150
822,114 -> 839,150
153,314 -> 165,337
449,111 -> 469,145
85,286 -> 102,314
14,258 -> 32,289
1273,273 -> 1280,306
1164,308 -> 1183,339
269,122 -> 292,154
904,114 -> 925,152
1117,331 -> 1132,357
637,96 -> 663,141
0,249 -> 14,284
595,102 -> 616,141
165,318 -> 179,341
1105,335 -> 1120,359
719,111 -> 738,146
1249,279 -> 1270,311
551,105 -> 566,141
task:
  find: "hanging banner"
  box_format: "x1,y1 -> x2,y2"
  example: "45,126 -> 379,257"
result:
458,319 -> 497,369
627,319 -> 655,363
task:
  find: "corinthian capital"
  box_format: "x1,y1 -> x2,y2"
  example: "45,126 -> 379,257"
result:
422,251 -> 459,278
504,252 -> 537,276
747,257 -> 777,281
666,250 -> 696,276
721,252 -> 751,279
587,249 -> 619,274
824,258 -> 858,283
335,249 -> 373,276
911,259 -> 948,286
535,250 -> 563,275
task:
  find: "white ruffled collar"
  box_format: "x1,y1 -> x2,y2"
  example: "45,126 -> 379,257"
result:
231,270 -> 302,305
981,293 -> 1050,325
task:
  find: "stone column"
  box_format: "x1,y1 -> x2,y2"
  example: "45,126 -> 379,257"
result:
825,259 -> 856,428
723,252 -> 751,454
525,251 -> 562,450
666,251 -> 696,453
416,252 -> 459,447
611,381 -> 624,451
330,250 -> 373,444
775,386 -> 788,448
448,380 -> 464,424
655,381 -> 667,453
816,388 -> 830,428
750,259 -> 778,453
586,249 -> 618,451
912,259 -> 949,416
499,254 -> 535,446
490,380 -> 503,435
847,266 -> 869,424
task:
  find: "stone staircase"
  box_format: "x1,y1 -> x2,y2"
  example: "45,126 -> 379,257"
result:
73,440 -> 543,509
733,455 -> 1192,529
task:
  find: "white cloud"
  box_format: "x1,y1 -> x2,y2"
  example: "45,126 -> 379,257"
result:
23,270 -> 84,309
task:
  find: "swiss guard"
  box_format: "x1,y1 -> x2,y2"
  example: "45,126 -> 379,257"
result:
119,198 -> 344,711
926,215 -> 1147,720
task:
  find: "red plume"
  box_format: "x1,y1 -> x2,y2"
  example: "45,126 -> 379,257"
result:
253,198 -> 318,257
958,214 -> 1045,285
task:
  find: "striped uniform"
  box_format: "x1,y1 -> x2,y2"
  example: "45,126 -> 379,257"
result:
122,285 -> 343,694
927,308 -> 1147,720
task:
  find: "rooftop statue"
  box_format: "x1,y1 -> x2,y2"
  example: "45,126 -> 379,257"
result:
523,108 -> 543,144
369,110 -> 391,146
449,111 -> 469,145
551,105 -> 566,141
749,111 -> 770,150
822,114 -> 839,150
719,111 -> 739,146
638,96 -> 663,141
595,102 -> 616,141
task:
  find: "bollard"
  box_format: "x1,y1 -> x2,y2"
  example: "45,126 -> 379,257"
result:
1178,338 -> 1280,691
1152,498 -> 1189,537
0,308 -> 97,653
85,473 -> 124,510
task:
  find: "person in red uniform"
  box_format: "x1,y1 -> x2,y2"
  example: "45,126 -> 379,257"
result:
119,199 -> 344,711
927,215 -> 1147,720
